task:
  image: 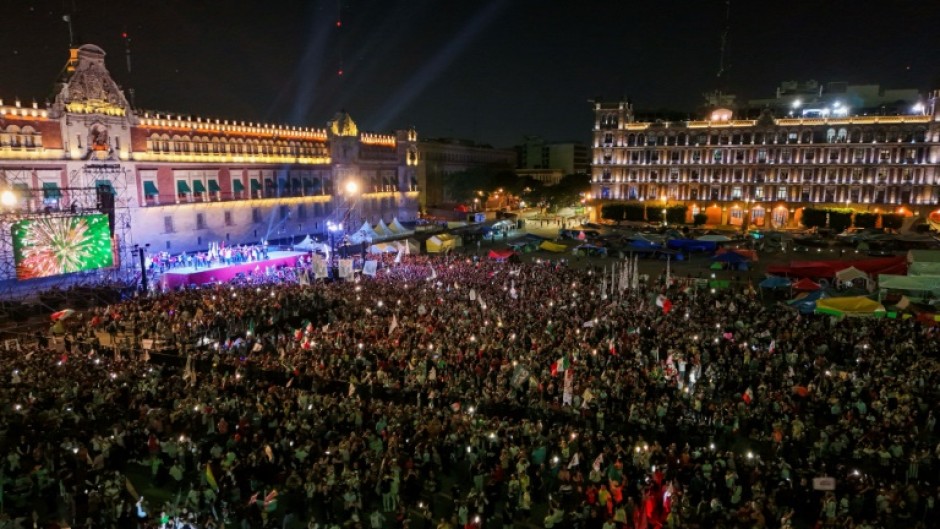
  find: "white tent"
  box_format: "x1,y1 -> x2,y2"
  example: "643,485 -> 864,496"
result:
389,217 -> 408,234
293,235 -> 330,253
397,238 -> 420,255
835,266 -> 872,290
349,221 -> 381,244
374,220 -> 393,238
368,242 -> 399,254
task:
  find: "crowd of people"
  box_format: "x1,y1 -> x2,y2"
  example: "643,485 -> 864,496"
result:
150,242 -> 271,272
1,252 -> 938,529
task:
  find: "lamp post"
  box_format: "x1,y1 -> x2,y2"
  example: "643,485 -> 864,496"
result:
133,243 -> 150,293
327,221 -> 342,276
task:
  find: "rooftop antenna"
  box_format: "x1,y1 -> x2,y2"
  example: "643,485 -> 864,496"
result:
716,0 -> 731,83
63,14 -> 74,47
122,29 -> 136,108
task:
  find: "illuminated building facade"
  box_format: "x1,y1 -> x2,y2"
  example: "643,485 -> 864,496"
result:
590,94 -> 940,228
0,44 -> 419,277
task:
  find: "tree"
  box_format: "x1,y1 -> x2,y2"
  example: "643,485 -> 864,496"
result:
693,213 -> 708,227
543,173 -> 591,211
666,206 -> 687,225
853,212 -> 878,229
881,213 -> 903,231
828,210 -> 852,233
801,208 -> 827,229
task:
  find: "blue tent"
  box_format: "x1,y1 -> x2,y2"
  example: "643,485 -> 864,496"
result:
788,289 -> 830,314
759,276 -> 792,289
713,251 -> 748,264
667,239 -> 718,252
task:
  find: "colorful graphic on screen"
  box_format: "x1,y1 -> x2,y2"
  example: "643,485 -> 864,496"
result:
12,214 -> 114,280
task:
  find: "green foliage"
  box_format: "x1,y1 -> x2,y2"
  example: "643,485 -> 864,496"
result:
542,173 -> 591,209
624,204 -> 646,221
853,212 -> 878,229
828,210 -> 852,232
600,202 -> 647,223
647,207 -> 664,223
666,206 -> 687,225
801,208 -> 828,229
881,213 -> 903,230
693,213 -> 708,227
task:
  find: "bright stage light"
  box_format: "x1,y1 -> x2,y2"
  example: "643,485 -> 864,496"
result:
344,180 -> 359,194
0,190 -> 16,207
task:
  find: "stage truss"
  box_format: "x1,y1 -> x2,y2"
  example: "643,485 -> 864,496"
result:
0,163 -> 136,300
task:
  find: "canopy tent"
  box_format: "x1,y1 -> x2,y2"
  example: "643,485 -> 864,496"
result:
368,242 -> 399,254
792,278 -> 822,292
835,266 -> 872,289
713,252 -> 748,264
389,217 -> 409,234
666,239 -> 717,252
759,276 -> 792,289
348,221 -> 381,244
715,248 -> 759,262
373,220 -> 393,238
877,274 -> 940,295
768,256 -> 907,279
788,289 -> 830,314
487,249 -> 516,261
293,236 -> 330,253
815,296 -> 886,318
696,234 -> 733,242
426,234 -> 459,253
907,249 -> 940,276
540,241 -> 567,253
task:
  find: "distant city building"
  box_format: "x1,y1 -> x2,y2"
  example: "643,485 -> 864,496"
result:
748,80 -> 922,118
515,136 -> 589,181
416,138 -> 515,208
590,92 -> 940,227
0,44 -> 419,280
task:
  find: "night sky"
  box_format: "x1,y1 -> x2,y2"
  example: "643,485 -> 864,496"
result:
1,1 -> 938,148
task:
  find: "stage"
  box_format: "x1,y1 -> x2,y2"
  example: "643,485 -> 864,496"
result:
159,251 -> 307,288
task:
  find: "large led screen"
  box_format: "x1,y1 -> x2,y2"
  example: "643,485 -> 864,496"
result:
12,214 -> 114,280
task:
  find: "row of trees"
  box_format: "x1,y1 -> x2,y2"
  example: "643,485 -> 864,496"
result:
444,167 -> 591,212
800,208 -> 904,232
600,203 -> 688,225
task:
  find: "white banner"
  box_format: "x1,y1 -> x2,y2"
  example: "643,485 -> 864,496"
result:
313,256 -> 328,279
563,369 -> 574,406
363,260 -> 378,277
338,259 -> 354,279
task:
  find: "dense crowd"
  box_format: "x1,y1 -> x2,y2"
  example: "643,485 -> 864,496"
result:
1,253 -> 938,529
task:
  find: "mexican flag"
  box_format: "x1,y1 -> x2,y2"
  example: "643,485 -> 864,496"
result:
550,356 -> 570,377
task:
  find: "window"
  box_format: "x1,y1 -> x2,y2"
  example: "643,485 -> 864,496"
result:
731,186 -> 742,199
713,149 -> 722,162
880,149 -> 891,161
163,216 -> 175,233
603,133 -> 613,145
757,149 -> 766,163
854,148 -> 865,162
280,205 -> 290,219
777,186 -> 788,200
224,211 -> 234,226
669,169 -> 679,181
778,170 -> 789,181
671,151 -> 680,162
754,186 -> 764,200
733,170 -> 743,181
780,149 -> 791,162
165,240 -> 171,250
692,150 -> 701,162
197,236 -> 202,246
804,150 -> 815,161
196,213 -> 207,230
252,208 -> 262,223
802,170 -> 814,181
631,151 -> 640,162
297,204 -> 307,220
788,132 -> 798,142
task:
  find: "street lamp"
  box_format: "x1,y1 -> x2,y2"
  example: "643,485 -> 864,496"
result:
327,221 -> 343,275
0,189 -> 17,208
133,243 -> 151,293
